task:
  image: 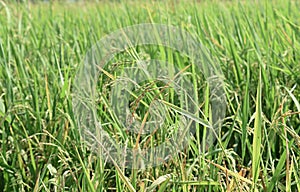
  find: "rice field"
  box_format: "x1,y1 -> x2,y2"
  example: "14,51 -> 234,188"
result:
0,0 -> 299,191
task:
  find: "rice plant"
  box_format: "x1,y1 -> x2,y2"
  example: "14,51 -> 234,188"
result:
0,0 -> 299,191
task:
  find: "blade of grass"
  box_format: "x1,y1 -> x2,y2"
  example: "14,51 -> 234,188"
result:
252,69 -> 262,190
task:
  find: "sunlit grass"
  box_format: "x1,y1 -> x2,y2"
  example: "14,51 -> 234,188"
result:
0,0 -> 299,191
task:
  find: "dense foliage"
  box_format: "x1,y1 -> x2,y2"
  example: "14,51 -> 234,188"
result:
0,0 -> 299,191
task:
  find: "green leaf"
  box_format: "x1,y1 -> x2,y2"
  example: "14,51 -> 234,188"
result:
0,97 -> 5,114
252,70 -> 262,189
